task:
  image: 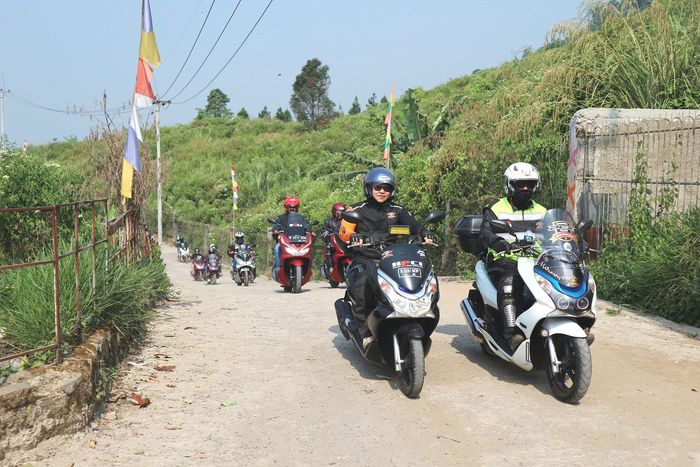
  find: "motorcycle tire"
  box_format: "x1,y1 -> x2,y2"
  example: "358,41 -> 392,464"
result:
243,270 -> 250,287
283,285 -> 292,293
398,337 -> 425,399
329,281 -> 339,288
292,265 -> 303,294
545,336 -> 592,404
209,274 -> 217,285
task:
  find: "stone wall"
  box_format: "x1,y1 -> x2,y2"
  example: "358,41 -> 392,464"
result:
0,329 -> 128,461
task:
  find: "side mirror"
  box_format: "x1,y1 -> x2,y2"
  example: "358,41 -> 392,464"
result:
341,210 -> 362,223
576,219 -> 593,234
267,217 -> 276,224
490,219 -> 515,235
423,211 -> 446,225
250,243 -> 257,248
309,220 -> 320,227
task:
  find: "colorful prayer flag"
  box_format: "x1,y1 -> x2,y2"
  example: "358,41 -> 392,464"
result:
139,0 -> 160,68
231,164 -> 239,211
120,105 -> 144,199
134,58 -> 155,108
383,83 -> 395,161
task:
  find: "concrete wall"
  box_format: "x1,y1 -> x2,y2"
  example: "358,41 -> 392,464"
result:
570,108 -> 700,228
0,329 -> 128,461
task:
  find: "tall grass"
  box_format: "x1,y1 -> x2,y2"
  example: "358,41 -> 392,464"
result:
0,244 -> 172,359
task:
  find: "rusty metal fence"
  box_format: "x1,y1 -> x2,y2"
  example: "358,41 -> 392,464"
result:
568,109 -> 700,249
0,200 -> 151,365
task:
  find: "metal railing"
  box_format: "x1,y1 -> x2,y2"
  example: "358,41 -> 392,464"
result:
0,200 -> 151,365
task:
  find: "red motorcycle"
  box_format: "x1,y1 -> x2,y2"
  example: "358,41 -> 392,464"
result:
320,233 -> 351,288
191,256 -> 206,281
269,213 -> 317,293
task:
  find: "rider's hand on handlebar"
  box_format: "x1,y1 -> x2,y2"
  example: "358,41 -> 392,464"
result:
422,233 -> 436,245
490,237 -> 511,253
349,233 -> 363,246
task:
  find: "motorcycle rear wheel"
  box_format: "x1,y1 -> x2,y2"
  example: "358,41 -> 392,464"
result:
546,336 -> 592,404
292,265 -> 303,293
329,281 -> 339,288
398,338 -> 425,399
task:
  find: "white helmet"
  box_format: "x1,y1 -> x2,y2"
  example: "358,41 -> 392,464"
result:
503,162 -> 540,196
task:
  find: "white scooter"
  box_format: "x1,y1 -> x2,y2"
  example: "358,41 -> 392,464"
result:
176,242 -> 190,262
455,208 -> 596,403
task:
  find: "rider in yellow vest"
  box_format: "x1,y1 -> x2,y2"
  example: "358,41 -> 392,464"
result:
480,162 -> 547,351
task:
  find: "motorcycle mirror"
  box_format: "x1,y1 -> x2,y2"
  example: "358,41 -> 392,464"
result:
576,219 -> 593,234
423,211 -> 446,225
341,210 -> 362,223
267,217 -> 276,224
309,220 -> 320,227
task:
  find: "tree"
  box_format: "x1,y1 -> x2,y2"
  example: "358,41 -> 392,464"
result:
379,96 -> 388,104
197,89 -> 232,119
237,107 -> 249,119
366,93 -> 378,108
258,106 -> 271,119
275,107 -> 292,122
348,97 -> 361,115
290,58 -> 336,128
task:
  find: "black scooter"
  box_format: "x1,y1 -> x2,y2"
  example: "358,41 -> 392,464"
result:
334,210 -> 445,398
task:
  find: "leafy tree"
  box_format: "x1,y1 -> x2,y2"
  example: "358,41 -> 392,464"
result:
237,107 -> 249,119
348,97 -> 362,115
290,58 -> 336,128
275,107 -> 292,122
379,96 -> 388,104
258,106 -> 271,119
366,93 -> 378,108
197,88 -> 232,119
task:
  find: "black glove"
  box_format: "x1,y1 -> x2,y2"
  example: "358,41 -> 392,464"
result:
422,233 -> 436,243
490,237 -> 511,253
349,233 -> 362,245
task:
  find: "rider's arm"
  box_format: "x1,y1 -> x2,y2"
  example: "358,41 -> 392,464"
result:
480,207 -> 500,248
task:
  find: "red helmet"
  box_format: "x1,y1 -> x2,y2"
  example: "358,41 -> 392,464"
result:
284,196 -> 300,213
331,202 -> 345,218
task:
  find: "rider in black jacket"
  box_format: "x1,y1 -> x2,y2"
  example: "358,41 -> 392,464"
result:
339,168 -> 433,346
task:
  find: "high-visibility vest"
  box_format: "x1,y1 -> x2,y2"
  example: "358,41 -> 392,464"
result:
488,197 -> 547,260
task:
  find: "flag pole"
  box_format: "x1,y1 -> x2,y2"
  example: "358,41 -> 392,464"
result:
155,100 -> 162,244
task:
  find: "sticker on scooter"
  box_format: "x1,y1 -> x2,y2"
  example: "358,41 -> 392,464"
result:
398,267 -> 422,278
381,250 -> 394,259
548,221 -> 574,234
392,260 -> 423,269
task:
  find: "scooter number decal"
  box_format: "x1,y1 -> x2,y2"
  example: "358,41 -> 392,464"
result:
392,260 -> 423,269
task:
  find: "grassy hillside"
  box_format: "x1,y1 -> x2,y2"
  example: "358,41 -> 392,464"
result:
22,0 -> 700,324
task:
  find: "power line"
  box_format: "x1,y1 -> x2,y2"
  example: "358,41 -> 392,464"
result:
165,0 -> 244,101
7,91 -> 130,116
158,0 -> 217,98
173,0 -> 275,105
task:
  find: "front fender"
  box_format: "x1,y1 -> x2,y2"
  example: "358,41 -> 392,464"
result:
542,318 -> 587,338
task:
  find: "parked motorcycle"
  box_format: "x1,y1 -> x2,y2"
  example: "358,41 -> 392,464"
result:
320,233 -> 351,288
206,254 -> 221,285
192,256 -> 206,281
454,208 -> 596,403
334,210 -> 445,398
231,244 -> 257,286
268,213 -> 317,293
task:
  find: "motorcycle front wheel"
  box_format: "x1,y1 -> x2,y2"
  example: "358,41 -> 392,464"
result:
398,337 -> 425,399
546,336 -> 592,404
243,270 -> 250,287
292,265 -> 303,293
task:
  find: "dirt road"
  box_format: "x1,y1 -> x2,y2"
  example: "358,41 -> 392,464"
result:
14,245 -> 700,466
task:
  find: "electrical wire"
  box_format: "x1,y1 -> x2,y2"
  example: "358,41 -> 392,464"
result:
165,0 -> 244,101
8,91 -> 130,116
158,0 -> 217,98
172,0 -> 274,105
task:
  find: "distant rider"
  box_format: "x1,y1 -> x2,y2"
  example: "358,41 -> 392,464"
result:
321,202 -> 346,272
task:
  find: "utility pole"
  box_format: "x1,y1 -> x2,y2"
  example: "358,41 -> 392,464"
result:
153,99 -> 170,244
0,86 -> 9,141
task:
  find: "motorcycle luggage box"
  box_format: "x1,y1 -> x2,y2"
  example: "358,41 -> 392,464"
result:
453,215 -> 484,255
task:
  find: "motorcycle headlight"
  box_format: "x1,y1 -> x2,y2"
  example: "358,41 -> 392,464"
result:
378,274 -> 436,318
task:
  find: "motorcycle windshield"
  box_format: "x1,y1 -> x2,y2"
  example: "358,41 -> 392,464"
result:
378,244 -> 430,293
533,209 -> 585,291
237,246 -> 252,260
207,255 -> 219,268
283,212 -> 311,243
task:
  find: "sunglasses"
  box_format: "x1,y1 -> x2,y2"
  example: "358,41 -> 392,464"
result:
372,184 -> 392,193
513,180 -> 537,190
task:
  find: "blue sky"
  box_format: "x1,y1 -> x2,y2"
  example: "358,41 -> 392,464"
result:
0,1 -> 582,145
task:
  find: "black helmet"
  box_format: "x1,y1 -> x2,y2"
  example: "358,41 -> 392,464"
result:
363,167 -> 396,199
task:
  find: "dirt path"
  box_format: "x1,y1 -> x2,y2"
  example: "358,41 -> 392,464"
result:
13,245 -> 700,466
